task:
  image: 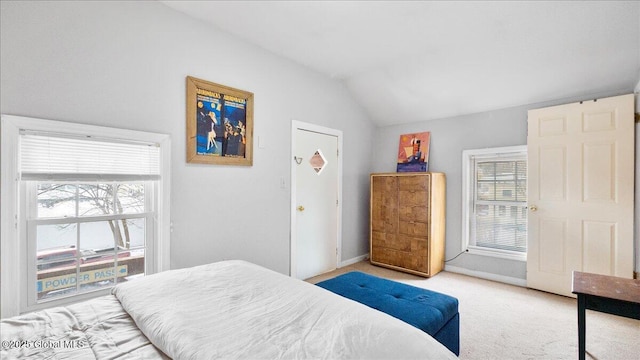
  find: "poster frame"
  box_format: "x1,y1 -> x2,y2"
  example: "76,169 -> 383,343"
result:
186,76 -> 254,166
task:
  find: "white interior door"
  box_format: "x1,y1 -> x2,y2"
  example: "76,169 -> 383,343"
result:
527,94 -> 635,297
292,125 -> 339,280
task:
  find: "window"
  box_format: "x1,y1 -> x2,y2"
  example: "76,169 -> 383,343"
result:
1,115 -> 170,316
462,146 -> 527,261
29,182 -> 151,303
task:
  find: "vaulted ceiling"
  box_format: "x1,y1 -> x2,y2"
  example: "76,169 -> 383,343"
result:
162,1 -> 640,126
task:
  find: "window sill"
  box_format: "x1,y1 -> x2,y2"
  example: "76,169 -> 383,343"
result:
467,246 -> 527,262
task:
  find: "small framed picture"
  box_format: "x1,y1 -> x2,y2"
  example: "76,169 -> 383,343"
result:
396,131 -> 430,172
186,76 -> 254,166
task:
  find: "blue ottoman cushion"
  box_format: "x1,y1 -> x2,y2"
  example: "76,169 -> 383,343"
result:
316,271 -> 460,356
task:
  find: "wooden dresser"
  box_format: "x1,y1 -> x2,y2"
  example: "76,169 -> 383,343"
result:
370,172 -> 446,277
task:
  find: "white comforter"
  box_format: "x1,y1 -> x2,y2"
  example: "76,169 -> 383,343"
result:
0,295 -> 167,359
112,260 -> 457,359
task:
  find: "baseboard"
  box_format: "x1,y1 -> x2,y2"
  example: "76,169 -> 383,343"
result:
340,253 -> 369,267
444,265 -> 527,287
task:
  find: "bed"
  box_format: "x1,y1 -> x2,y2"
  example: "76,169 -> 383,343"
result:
1,260 -> 457,359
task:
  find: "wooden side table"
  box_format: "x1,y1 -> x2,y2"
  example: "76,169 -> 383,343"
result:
571,271 -> 640,360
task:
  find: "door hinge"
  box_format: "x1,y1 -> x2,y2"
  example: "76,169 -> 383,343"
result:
337,148 -> 339,156
336,199 -> 339,206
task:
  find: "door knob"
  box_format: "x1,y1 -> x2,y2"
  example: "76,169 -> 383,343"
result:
529,205 -> 537,212
297,206 -> 305,212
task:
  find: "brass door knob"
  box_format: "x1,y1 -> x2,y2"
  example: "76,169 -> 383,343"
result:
297,206 -> 305,212
529,205 -> 538,212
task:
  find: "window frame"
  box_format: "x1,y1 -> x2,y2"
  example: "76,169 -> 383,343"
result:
461,145 -> 527,262
1,115 -> 171,317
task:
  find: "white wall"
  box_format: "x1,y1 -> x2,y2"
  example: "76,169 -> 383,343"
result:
0,1 -> 374,275
373,90 -> 639,280
2,1 -> 638,282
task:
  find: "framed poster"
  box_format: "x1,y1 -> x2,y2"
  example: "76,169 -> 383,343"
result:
186,76 -> 254,166
396,131 -> 430,172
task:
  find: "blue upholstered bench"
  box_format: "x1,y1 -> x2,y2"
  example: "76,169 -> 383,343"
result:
316,271 -> 460,356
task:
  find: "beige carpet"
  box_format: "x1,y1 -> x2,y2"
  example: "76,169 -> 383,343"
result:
307,261 -> 640,360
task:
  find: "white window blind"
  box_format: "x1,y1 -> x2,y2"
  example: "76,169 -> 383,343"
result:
471,154 -> 527,253
20,132 -> 160,181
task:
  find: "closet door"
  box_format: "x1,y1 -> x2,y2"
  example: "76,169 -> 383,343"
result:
527,94 -> 635,297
